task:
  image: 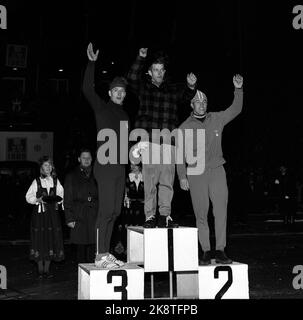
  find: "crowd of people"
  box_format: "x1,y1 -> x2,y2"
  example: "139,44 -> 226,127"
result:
23,42 -> 299,278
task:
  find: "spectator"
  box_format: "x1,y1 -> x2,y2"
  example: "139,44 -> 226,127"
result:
25,156 -> 64,278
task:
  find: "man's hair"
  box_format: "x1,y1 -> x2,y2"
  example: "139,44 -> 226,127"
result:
78,148 -> 92,157
149,50 -> 169,70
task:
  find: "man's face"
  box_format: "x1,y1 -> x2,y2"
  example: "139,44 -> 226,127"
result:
148,63 -> 166,85
78,152 -> 92,168
109,87 -> 126,105
192,99 -> 208,116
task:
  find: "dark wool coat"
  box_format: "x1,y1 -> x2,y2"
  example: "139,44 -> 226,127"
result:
64,166 -> 98,244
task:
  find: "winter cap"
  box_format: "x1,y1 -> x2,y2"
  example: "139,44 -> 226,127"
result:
191,90 -> 207,103
109,77 -> 128,90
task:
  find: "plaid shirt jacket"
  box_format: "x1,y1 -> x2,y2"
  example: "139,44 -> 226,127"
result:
127,56 -> 196,137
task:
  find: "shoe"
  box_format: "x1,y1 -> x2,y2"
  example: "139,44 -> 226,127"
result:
200,251 -> 212,265
215,250 -> 233,264
95,254 -> 119,269
43,272 -> 54,279
143,215 -> 157,228
106,253 -> 125,267
157,216 -> 179,228
37,273 -> 44,280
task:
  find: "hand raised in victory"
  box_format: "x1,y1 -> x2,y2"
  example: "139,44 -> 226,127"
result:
187,72 -> 197,88
87,42 -> 99,61
139,48 -> 148,58
233,74 -> 243,89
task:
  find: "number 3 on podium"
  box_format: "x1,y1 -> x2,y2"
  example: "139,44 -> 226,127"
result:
107,270 -> 128,300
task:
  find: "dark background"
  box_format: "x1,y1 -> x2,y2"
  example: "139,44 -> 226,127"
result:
0,0 -> 303,183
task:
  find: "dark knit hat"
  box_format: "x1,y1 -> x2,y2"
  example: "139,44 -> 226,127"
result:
109,77 -> 128,90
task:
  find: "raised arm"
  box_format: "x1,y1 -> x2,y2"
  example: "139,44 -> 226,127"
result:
127,48 -> 147,95
82,43 -> 104,112
220,74 -> 244,125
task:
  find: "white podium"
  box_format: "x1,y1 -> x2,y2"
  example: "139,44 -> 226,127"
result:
77,226 -> 250,300
198,261 -> 249,299
78,263 -> 144,300
127,226 -> 199,298
127,226 -> 199,272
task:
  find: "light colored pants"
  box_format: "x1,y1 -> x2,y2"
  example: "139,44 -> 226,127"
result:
142,163 -> 175,218
188,165 -> 228,251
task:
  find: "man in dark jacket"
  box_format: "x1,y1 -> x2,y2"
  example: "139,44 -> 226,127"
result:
64,149 -> 98,263
177,74 -> 244,265
82,43 -> 129,268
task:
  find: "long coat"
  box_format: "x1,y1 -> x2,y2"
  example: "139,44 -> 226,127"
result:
64,166 -> 98,244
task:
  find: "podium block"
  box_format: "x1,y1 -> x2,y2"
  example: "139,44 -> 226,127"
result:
198,261 -> 249,299
127,226 -> 144,264
176,271 -> 199,298
78,263 -> 144,300
127,226 -> 199,272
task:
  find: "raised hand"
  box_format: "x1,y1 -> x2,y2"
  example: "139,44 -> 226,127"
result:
233,74 -> 243,89
139,48 -> 148,58
87,42 -> 99,61
187,73 -> 197,88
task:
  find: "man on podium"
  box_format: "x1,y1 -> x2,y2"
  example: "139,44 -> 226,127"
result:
177,74 -> 244,265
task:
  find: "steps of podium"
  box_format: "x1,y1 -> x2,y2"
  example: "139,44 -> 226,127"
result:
78,226 -> 249,300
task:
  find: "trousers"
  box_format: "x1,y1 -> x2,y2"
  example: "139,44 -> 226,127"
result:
94,163 -> 125,254
188,165 -> 228,251
142,163 -> 175,218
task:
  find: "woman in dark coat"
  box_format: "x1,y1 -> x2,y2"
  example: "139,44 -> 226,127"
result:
64,149 -> 98,263
25,156 -> 64,278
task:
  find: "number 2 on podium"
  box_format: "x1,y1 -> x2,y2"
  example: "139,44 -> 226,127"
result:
214,266 -> 233,299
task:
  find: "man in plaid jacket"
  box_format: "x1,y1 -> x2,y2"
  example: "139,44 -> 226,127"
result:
127,48 -> 197,228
